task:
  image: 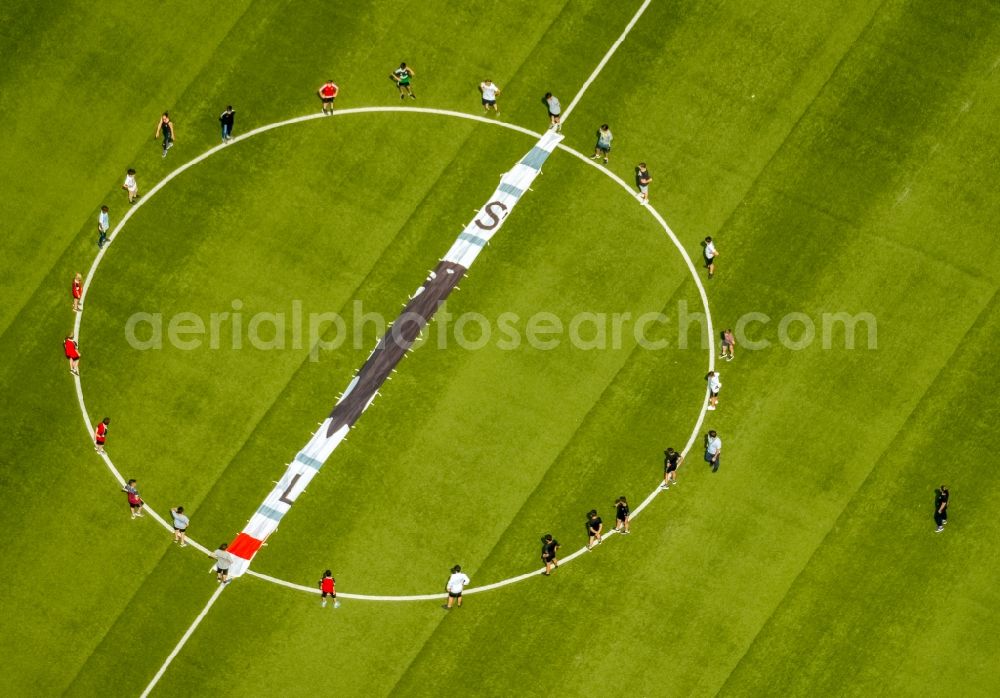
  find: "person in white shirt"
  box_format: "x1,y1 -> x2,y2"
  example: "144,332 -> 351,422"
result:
706,371 -> 721,410
480,80 -> 501,114
122,168 -> 138,203
444,564 -> 470,609
703,236 -> 719,279
704,430 -> 722,473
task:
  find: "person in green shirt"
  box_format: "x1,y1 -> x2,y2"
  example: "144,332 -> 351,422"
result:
391,62 -> 415,99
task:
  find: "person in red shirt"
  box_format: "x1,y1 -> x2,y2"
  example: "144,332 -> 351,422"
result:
94,417 -> 110,453
123,478 -> 144,518
318,569 -> 338,608
72,273 -> 83,312
64,334 -> 80,375
317,80 -> 339,115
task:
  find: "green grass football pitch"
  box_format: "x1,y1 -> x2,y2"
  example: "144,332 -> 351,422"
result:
1,0 -> 999,695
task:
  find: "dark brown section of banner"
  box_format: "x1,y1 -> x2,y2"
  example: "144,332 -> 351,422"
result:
326,260 -> 467,436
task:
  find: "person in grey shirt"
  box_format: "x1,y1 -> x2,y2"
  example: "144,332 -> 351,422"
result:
210,543 -> 234,583
171,507 -> 190,547
544,92 -> 562,132
592,124 -> 613,164
704,430 -> 722,473
97,206 -> 110,249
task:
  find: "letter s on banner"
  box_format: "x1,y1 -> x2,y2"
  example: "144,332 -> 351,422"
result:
474,201 -> 509,231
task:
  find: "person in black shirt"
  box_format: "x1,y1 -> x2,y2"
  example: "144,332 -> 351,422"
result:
635,162 -> 652,204
540,534 -> 560,575
219,105 -> 235,143
586,509 -> 603,550
662,447 -> 683,489
934,485 -> 949,533
614,496 -> 631,534
155,112 -> 175,158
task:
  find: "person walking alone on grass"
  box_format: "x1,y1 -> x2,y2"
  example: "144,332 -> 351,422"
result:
662,447 -> 683,489
122,169 -> 138,204
444,565 -> 469,609
123,479 -> 144,518
480,79 -> 501,114
704,430 -> 722,473
706,371 -> 721,410
219,105 -> 235,143
319,570 -> 339,607
592,124 -> 613,164
318,80 -> 339,115
155,112 -> 175,158
171,506 -> 189,547
72,273 -> 83,312
586,509 -> 603,550
635,163 -> 652,204
541,534 -> 560,576
210,543 -> 233,583
97,206 -> 110,249
614,497 -> 631,534
703,237 -> 719,279
934,485 -> 950,533
391,63 -> 416,99
720,328 -> 736,361
544,92 -> 562,132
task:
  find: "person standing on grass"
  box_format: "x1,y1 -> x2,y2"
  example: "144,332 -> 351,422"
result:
64,334 -> 80,375
721,328 -> 736,361
592,124 -> 613,164
635,163 -> 652,204
219,105 -> 235,142
72,273 -> 83,312
541,534 -> 560,576
614,497 -> 631,534
444,565 -> 469,609
123,479 -> 144,518
155,112 -> 175,158
319,570 -> 339,607
480,79 -> 501,114
210,543 -> 233,583
171,506 -> 189,547
544,92 -> 561,132
703,236 -> 719,279
318,80 -> 339,115
97,206 -> 110,249
122,168 -> 138,203
706,371 -> 721,410
94,417 -> 110,453
662,447 -> 683,489
391,63 -> 416,99
586,509 -> 603,550
934,486 -> 950,533
704,430 -> 722,473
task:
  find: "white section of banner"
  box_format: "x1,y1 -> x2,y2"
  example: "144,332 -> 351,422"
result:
226,422 -> 349,578
444,130 -> 563,268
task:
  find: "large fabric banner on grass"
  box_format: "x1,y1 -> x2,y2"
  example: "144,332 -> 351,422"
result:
226,130 -> 563,578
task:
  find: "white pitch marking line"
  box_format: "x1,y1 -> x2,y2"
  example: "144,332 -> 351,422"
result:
140,582 -> 227,698
74,105 -> 713,602
561,0 -> 653,123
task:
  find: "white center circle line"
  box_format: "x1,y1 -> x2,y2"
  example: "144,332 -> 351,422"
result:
73,106 -> 714,601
